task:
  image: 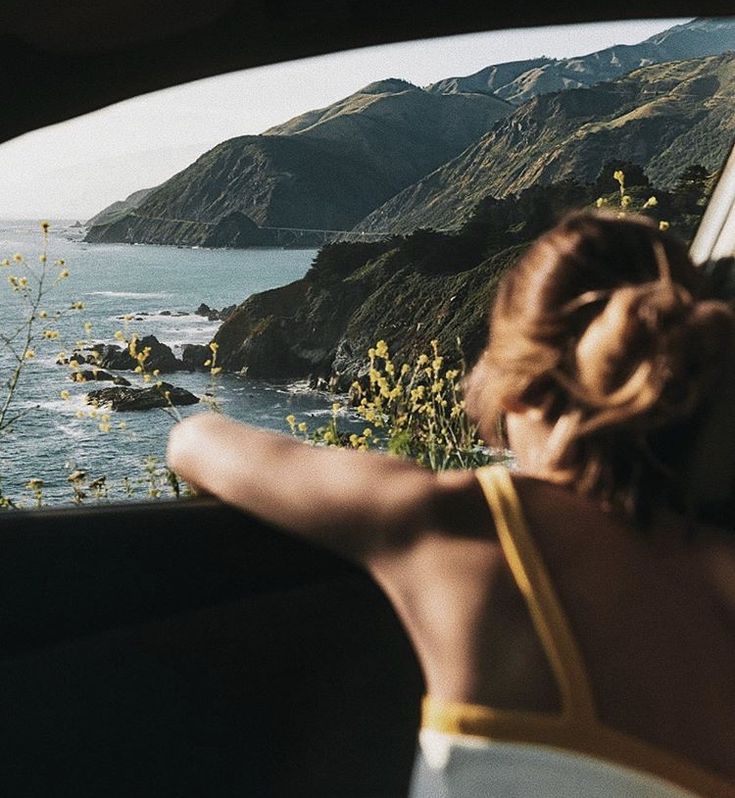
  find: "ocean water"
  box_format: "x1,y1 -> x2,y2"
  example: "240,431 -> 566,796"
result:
0,220 -> 340,505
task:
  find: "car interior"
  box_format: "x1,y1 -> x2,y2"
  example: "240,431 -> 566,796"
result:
2,2 -> 734,796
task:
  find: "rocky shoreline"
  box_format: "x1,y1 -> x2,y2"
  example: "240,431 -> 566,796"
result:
56,303 -> 241,411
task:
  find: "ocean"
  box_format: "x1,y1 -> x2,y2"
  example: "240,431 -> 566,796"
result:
0,220 -> 339,505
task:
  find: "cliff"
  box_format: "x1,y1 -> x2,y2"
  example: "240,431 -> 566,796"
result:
212,176 -> 692,385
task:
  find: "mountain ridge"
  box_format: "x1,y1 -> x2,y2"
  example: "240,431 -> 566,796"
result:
85,84 -> 509,245
353,53 -> 735,236
426,17 -> 735,105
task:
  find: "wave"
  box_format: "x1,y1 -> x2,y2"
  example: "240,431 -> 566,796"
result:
87,291 -> 173,299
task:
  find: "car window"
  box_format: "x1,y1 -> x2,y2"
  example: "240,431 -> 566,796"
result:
1,16 -> 733,508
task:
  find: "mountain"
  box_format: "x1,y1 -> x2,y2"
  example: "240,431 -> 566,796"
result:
84,83 -> 510,246
354,53 -> 735,236
85,17 -> 735,248
427,18 -> 735,105
86,185 -> 158,227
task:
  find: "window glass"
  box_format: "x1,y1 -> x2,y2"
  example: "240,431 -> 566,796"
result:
1,17 -> 733,507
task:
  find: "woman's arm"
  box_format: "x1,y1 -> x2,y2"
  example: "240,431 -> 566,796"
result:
166,413 -> 440,565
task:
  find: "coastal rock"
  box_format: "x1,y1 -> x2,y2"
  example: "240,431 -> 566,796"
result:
63,336 -> 184,373
196,303 -> 238,322
98,344 -> 137,370
86,383 -> 199,411
132,335 -> 184,372
69,369 -> 131,386
93,336 -> 183,372
182,344 -> 211,371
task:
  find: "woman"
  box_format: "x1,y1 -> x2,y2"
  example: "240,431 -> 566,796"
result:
167,212 -> 735,797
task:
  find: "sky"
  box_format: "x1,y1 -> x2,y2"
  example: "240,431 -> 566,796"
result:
0,18 -> 690,220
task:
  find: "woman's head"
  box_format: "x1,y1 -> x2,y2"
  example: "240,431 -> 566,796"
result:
466,211 -> 735,520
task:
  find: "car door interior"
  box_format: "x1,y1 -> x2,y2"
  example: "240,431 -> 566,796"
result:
2,2 -> 734,797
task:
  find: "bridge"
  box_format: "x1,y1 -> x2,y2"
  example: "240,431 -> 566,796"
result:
259,226 -> 394,246
125,212 -> 396,246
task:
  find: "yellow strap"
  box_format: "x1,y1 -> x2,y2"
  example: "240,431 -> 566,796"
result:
474,465 -> 597,723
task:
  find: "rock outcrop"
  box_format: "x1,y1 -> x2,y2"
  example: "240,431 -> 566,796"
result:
195,303 -> 237,321
63,336 -> 184,373
69,369 -> 131,386
86,383 -> 199,411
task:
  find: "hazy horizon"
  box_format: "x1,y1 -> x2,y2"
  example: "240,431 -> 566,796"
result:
0,18 -> 690,220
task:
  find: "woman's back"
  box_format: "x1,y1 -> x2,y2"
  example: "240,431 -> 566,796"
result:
396,467 -> 735,795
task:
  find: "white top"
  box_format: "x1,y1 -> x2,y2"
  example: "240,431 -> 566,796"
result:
411,730 -> 700,798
